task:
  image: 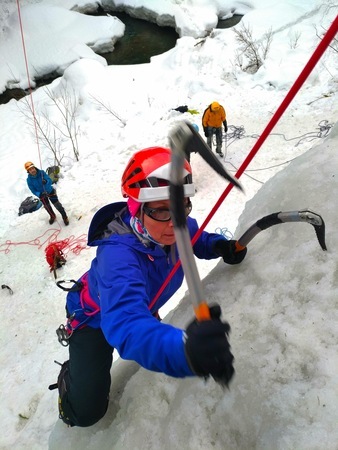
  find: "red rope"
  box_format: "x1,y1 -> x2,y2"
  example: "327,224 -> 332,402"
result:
6,2 -> 89,264
0,227 -> 88,256
149,14 -> 338,310
16,0 -> 43,171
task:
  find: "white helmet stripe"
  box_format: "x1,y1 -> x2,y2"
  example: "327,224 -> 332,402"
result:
148,162 -> 190,180
138,183 -> 195,202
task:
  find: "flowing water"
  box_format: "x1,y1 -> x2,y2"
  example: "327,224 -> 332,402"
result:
98,12 -> 178,65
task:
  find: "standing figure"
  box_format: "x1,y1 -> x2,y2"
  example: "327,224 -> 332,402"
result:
202,101 -> 228,157
24,161 -> 69,225
53,146 -> 247,428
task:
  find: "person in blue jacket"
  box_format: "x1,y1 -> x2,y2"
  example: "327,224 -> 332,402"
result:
54,147 -> 247,427
24,161 -> 69,225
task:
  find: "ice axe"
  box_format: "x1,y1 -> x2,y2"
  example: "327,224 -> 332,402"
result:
235,210 -> 327,251
168,121 -> 327,322
168,121 -> 243,321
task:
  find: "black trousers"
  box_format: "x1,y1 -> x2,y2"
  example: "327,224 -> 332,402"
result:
61,327 -> 114,427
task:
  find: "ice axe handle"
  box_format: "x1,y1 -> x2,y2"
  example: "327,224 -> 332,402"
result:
194,302 -> 211,321
168,143 -> 211,323
234,213 -> 282,251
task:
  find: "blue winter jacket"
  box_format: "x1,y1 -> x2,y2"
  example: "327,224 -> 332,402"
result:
66,202 -> 227,378
27,169 -> 53,197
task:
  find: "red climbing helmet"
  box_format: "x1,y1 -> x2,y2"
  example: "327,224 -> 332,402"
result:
121,147 -> 195,202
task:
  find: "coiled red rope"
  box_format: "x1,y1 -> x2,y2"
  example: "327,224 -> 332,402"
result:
0,226 -> 87,257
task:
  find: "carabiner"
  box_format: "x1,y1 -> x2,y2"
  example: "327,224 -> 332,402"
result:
56,324 -> 72,347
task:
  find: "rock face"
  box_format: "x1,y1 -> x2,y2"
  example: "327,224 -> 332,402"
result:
0,88 -> 26,104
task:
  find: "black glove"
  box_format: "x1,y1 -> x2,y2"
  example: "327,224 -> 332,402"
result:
184,304 -> 234,386
214,239 -> 247,265
203,127 -> 209,137
223,120 -> 228,133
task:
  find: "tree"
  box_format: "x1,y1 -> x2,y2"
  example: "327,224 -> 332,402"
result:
233,23 -> 273,74
19,82 -> 80,165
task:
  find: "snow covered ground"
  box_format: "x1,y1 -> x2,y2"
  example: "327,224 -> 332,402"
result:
0,1 -> 337,449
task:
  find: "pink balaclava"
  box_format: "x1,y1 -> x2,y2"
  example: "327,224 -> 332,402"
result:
127,197 -> 142,216
128,197 -> 160,245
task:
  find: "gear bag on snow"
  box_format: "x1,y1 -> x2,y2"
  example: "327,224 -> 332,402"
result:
45,242 -> 67,273
173,105 -> 189,113
172,105 -> 199,115
18,196 -> 42,216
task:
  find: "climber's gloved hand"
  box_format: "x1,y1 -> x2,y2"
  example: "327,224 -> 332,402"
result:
203,127 -> 209,137
214,239 -> 247,265
184,304 -> 234,387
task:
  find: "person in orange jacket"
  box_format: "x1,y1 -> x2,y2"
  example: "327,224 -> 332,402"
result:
202,101 -> 228,157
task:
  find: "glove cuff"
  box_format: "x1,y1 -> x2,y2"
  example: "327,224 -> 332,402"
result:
214,239 -> 247,265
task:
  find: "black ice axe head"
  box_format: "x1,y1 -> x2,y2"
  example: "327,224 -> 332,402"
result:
169,121 -> 243,191
235,209 -> 327,251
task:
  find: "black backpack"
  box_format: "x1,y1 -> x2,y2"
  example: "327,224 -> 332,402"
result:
18,196 -> 42,216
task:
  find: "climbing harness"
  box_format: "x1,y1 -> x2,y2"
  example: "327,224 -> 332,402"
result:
55,274 -> 100,346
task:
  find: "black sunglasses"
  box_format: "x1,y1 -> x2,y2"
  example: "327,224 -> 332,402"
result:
143,200 -> 192,222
